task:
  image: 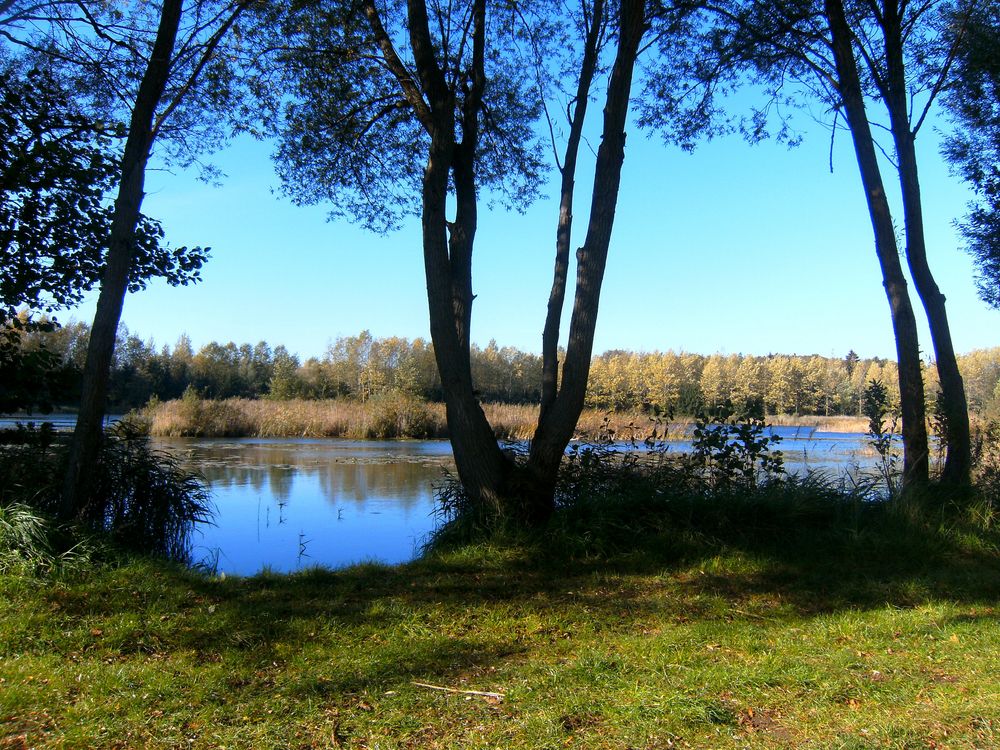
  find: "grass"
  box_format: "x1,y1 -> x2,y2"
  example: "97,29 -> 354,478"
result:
3,487 -> 1000,749
0,422 -> 212,565
143,395 -> 869,440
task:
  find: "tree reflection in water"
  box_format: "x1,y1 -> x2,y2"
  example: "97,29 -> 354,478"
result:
154,438 -> 451,575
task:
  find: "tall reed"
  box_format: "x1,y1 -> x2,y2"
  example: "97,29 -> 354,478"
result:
146,396 -> 708,441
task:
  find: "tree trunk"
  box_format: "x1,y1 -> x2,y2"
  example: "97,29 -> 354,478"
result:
824,0 -> 929,487
410,0 -> 512,515
380,0 -> 645,522
61,0 -> 183,519
540,0 -> 605,422
526,0 -> 647,517
893,126 -> 972,484
880,9 -> 972,485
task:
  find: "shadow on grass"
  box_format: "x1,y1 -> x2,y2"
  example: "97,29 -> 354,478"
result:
31,476 -> 1000,709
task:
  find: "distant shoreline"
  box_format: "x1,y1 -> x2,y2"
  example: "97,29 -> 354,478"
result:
111,396 -> 874,440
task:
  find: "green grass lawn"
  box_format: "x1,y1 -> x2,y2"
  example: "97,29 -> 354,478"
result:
3,510 -> 1000,749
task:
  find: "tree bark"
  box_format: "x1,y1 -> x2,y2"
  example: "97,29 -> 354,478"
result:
409,0 -> 512,514
526,0 -> 647,516
540,0 -> 605,422
824,0 -> 929,487
880,4 -> 972,485
61,0 -> 183,518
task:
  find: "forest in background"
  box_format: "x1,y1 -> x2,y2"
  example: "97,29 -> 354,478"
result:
10,320 -> 1000,420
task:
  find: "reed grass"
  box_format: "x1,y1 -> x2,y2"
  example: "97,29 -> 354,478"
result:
764,413 -> 870,433
146,397 -> 719,441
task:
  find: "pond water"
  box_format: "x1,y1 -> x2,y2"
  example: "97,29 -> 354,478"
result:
152,429 -> 884,576
156,438 -> 454,577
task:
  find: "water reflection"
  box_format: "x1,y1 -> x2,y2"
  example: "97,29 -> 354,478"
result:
154,432 -> 881,577
155,438 -> 452,576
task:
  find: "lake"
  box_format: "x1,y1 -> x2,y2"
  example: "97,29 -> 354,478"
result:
155,437 -> 454,576
151,428 -> 883,576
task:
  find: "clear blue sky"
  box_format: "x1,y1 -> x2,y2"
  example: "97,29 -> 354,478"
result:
70,109 -> 999,363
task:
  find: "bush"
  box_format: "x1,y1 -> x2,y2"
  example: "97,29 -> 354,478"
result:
0,420 -> 212,569
363,390 -> 435,439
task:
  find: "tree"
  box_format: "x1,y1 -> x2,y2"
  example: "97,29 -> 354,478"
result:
20,0 -> 254,517
643,0 -> 978,486
0,60 -> 206,413
270,0 -> 648,521
0,63 -> 205,317
943,1 -> 1000,309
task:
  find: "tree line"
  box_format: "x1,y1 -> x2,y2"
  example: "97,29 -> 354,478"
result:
14,322 -> 1000,421
0,0 -> 997,522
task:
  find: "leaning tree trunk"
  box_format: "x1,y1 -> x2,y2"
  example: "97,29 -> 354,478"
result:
880,11 -> 972,485
825,0 -> 929,487
61,0 -> 183,519
525,0 -> 647,520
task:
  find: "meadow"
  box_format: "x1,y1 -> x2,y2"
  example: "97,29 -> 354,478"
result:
3,489 -> 1000,749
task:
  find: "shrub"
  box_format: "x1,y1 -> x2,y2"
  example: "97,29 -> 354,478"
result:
683,402 -> 784,490
0,420 -> 212,567
363,390 -> 435,439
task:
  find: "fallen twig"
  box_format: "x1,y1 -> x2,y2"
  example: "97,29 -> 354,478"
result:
411,681 -> 505,700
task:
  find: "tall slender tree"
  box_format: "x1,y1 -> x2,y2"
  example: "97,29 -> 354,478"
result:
10,0 -> 256,517
269,0 -> 648,521
643,0 -> 981,486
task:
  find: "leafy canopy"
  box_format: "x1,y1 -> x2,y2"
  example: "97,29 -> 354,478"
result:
0,60 -> 208,315
260,0 -> 548,232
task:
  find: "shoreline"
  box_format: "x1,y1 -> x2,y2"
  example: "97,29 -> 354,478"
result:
132,397 -> 872,440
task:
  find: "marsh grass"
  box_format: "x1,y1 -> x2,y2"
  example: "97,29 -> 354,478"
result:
0,422 -> 211,567
145,396 -> 702,441
764,413 -> 870,433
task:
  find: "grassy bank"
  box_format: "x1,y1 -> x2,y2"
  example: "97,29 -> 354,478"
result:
142,395 -> 870,440
3,490 -> 1000,748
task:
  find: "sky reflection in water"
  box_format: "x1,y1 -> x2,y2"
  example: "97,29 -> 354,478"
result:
156,438 -> 452,576
155,430 -> 884,576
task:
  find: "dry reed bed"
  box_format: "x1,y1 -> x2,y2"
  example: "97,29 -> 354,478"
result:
148,398 -> 697,441
146,397 -> 869,440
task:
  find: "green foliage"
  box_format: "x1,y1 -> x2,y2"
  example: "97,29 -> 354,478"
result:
863,378 -> 900,493
685,402 -> 784,490
0,419 -> 211,565
0,62 -> 207,315
266,352 -> 301,400
942,1 -> 1000,308
0,59 -> 208,413
0,313 -> 61,413
261,1 -> 547,232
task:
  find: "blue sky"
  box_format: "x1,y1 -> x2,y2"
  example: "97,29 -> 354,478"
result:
70,109 -> 999,363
